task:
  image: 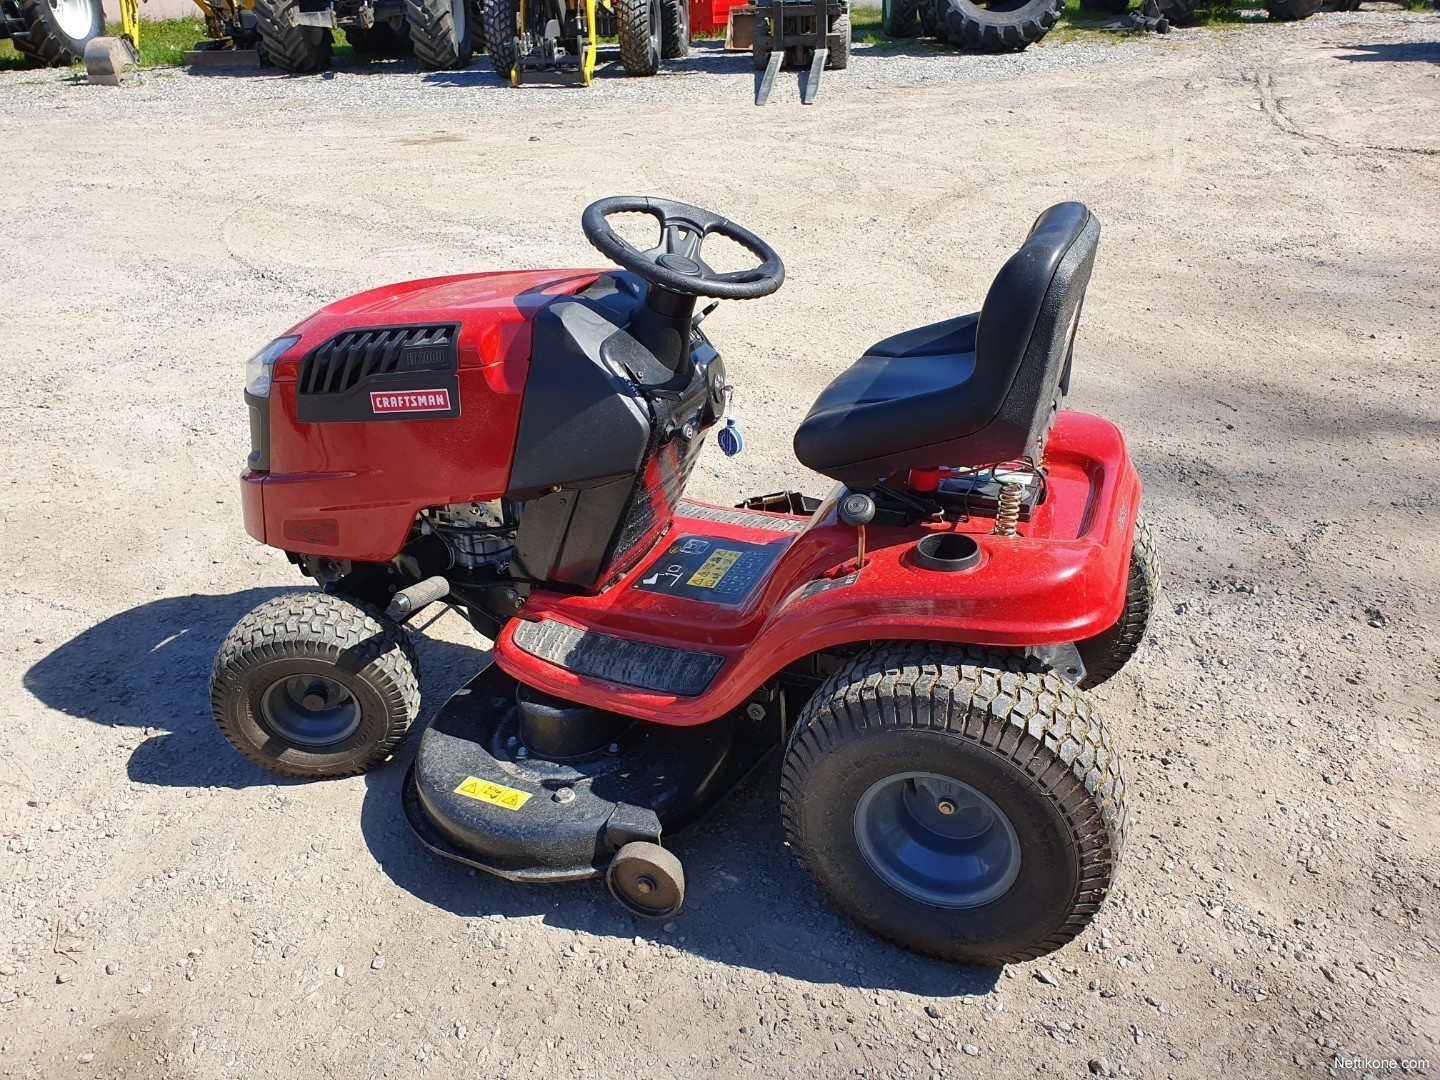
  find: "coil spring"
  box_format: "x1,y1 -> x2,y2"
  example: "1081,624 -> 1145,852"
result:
992,481 -> 1023,537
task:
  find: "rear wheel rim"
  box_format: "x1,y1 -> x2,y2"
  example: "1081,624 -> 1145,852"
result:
260,674 -> 362,747
51,0 -> 95,39
854,771 -> 1022,909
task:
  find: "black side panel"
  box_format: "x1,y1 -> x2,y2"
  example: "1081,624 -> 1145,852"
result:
511,618 -> 725,696
509,478 -> 634,586
505,275 -> 652,499
295,324 -> 460,423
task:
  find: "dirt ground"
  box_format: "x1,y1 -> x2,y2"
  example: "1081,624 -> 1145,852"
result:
2,12 -> 1438,1080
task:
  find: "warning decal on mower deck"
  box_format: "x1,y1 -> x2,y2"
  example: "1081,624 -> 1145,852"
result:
454,776 -> 532,810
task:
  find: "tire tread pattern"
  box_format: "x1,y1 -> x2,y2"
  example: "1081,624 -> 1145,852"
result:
938,0 -> 1062,51
253,0 -> 333,72
210,592 -> 420,779
405,0 -> 470,70
780,642 -> 1127,964
11,0 -> 102,65
616,0 -> 659,75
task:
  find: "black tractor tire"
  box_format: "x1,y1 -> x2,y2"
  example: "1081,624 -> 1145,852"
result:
825,13 -> 850,68
482,0 -> 517,75
210,592 -> 421,779
10,0 -> 104,66
254,0 -> 334,72
347,19 -> 413,56
881,0 -> 920,35
661,0 -> 689,57
1152,0 -> 1202,25
1075,513 -> 1158,690
1079,0 -> 1130,12
918,0 -> 945,37
1264,0 -> 1320,17
781,643 -> 1127,965
406,0 -> 475,68
936,0 -> 1062,50
470,0 -> 488,51
617,0 -> 661,75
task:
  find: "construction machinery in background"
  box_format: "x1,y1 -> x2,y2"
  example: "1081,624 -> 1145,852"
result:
483,0 -> 688,84
241,0 -> 479,71
1080,0 -> 1366,26
0,0 -> 105,64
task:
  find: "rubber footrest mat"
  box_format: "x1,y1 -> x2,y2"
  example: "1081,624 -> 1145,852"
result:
677,499 -> 807,533
511,619 -> 725,697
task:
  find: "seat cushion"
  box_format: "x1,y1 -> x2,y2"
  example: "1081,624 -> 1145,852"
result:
792,313 -> 985,483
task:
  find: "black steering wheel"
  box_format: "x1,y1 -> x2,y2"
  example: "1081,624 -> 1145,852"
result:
581,196 -> 785,301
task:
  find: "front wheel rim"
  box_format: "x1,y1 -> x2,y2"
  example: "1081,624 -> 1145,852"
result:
51,0 -> 95,39
854,771 -> 1022,909
260,673 -> 362,747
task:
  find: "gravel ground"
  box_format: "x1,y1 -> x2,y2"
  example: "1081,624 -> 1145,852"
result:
2,10 -> 1439,1079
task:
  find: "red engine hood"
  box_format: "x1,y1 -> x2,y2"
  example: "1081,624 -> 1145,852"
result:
270,268 -> 604,393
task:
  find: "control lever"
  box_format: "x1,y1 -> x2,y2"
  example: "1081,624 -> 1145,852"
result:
837,493 -> 876,569
692,301 -> 719,328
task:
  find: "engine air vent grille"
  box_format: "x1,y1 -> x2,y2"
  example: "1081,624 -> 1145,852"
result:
298,324 -> 457,396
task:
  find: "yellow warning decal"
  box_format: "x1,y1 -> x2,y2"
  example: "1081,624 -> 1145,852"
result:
687,548 -> 742,589
454,776 -> 532,810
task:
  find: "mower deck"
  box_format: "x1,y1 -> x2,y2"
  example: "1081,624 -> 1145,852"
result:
495,409 -> 1141,728
403,663 -> 776,881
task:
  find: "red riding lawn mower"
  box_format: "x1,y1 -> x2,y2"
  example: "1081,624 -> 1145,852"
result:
212,196 -> 1156,965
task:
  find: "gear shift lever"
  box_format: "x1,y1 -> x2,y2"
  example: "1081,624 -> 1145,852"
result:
838,492 -> 876,569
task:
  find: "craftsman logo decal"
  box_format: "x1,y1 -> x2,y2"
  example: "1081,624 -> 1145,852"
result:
454,776 -> 532,810
370,389 -> 452,415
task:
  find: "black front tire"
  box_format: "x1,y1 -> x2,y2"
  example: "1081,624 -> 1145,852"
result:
11,0 -> 104,66
617,0 -> 661,75
482,0 -> 517,75
1075,513 -> 1158,689
210,592 -> 420,779
826,13 -> 850,68
936,0 -> 1062,50
406,0 -> 475,69
781,643 -> 1127,965
661,0 -> 689,58
253,0 -> 334,72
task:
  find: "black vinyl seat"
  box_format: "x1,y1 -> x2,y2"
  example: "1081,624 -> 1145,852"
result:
793,203 -> 1101,488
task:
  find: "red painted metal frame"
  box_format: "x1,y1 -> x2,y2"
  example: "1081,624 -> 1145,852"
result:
241,269 -> 602,563
494,411 -> 1142,727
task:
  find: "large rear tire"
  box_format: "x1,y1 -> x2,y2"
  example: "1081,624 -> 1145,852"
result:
936,0 -> 1062,50
482,0 -> 517,75
881,0 -> 920,35
1075,513 -> 1158,689
661,0 -> 689,57
210,592 -> 420,779
10,0 -> 103,66
406,0 -> 475,68
781,643 -> 1127,965
617,0 -> 661,75
254,0 -> 333,72
1264,0 -> 1321,17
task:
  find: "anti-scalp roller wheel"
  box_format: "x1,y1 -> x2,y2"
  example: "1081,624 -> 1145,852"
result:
606,842 -> 686,919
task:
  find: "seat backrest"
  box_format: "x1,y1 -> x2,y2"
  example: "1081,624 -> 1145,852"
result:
971,202 -> 1100,463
